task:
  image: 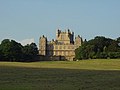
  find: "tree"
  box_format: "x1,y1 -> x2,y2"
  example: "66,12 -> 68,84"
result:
108,52 -> 120,59
0,39 -> 38,62
0,39 -> 11,61
75,36 -> 120,60
107,41 -> 117,52
10,40 -> 23,61
117,37 -> 120,42
29,43 -> 38,56
0,44 -> 3,60
75,42 -> 89,60
22,43 -> 38,61
0,39 -> 23,61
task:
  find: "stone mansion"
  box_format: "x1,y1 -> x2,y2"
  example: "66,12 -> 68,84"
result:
39,29 -> 83,61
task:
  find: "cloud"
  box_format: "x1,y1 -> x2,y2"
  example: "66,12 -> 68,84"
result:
20,38 -> 34,46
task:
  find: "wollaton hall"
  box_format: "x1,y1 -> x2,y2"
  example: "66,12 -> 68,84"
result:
39,29 -> 83,61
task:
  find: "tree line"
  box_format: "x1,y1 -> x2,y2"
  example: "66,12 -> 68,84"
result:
0,39 -> 38,62
75,36 -> 120,60
1,36 -> 120,62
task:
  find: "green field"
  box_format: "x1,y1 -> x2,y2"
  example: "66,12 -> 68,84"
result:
0,59 -> 120,90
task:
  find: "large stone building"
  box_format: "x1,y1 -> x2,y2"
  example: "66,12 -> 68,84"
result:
39,29 -> 83,61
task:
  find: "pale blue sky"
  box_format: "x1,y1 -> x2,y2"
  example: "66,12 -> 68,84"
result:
0,0 -> 120,46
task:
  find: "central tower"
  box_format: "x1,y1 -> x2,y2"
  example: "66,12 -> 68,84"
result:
56,29 -> 74,44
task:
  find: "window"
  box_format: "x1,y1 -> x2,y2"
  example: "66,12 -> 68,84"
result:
64,51 -> 66,55
59,46 -> 62,49
56,51 -> 58,55
64,46 -> 66,49
55,46 -> 58,49
60,51 -> 62,55
68,46 -> 70,49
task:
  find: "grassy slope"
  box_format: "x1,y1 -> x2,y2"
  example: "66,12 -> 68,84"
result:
0,59 -> 120,70
0,59 -> 120,90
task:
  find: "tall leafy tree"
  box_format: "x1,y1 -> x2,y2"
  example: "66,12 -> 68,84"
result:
10,40 -> 23,61
0,39 -> 38,62
75,36 -> 120,60
0,39 -> 11,61
22,43 -> 38,61
0,39 -> 23,61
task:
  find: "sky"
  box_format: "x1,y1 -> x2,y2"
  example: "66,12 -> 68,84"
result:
0,0 -> 120,46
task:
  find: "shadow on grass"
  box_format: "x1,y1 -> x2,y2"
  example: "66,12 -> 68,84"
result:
0,66 -> 120,90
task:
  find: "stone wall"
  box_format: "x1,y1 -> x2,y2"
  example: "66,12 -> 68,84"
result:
37,55 -> 66,61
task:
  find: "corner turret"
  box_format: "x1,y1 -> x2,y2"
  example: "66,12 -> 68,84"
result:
75,35 -> 83,48
39,35 -> 47,55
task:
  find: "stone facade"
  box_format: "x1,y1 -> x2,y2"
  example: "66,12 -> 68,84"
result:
39,29 -> 83,61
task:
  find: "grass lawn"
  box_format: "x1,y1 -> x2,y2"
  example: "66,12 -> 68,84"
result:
0,59 -> 120,90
